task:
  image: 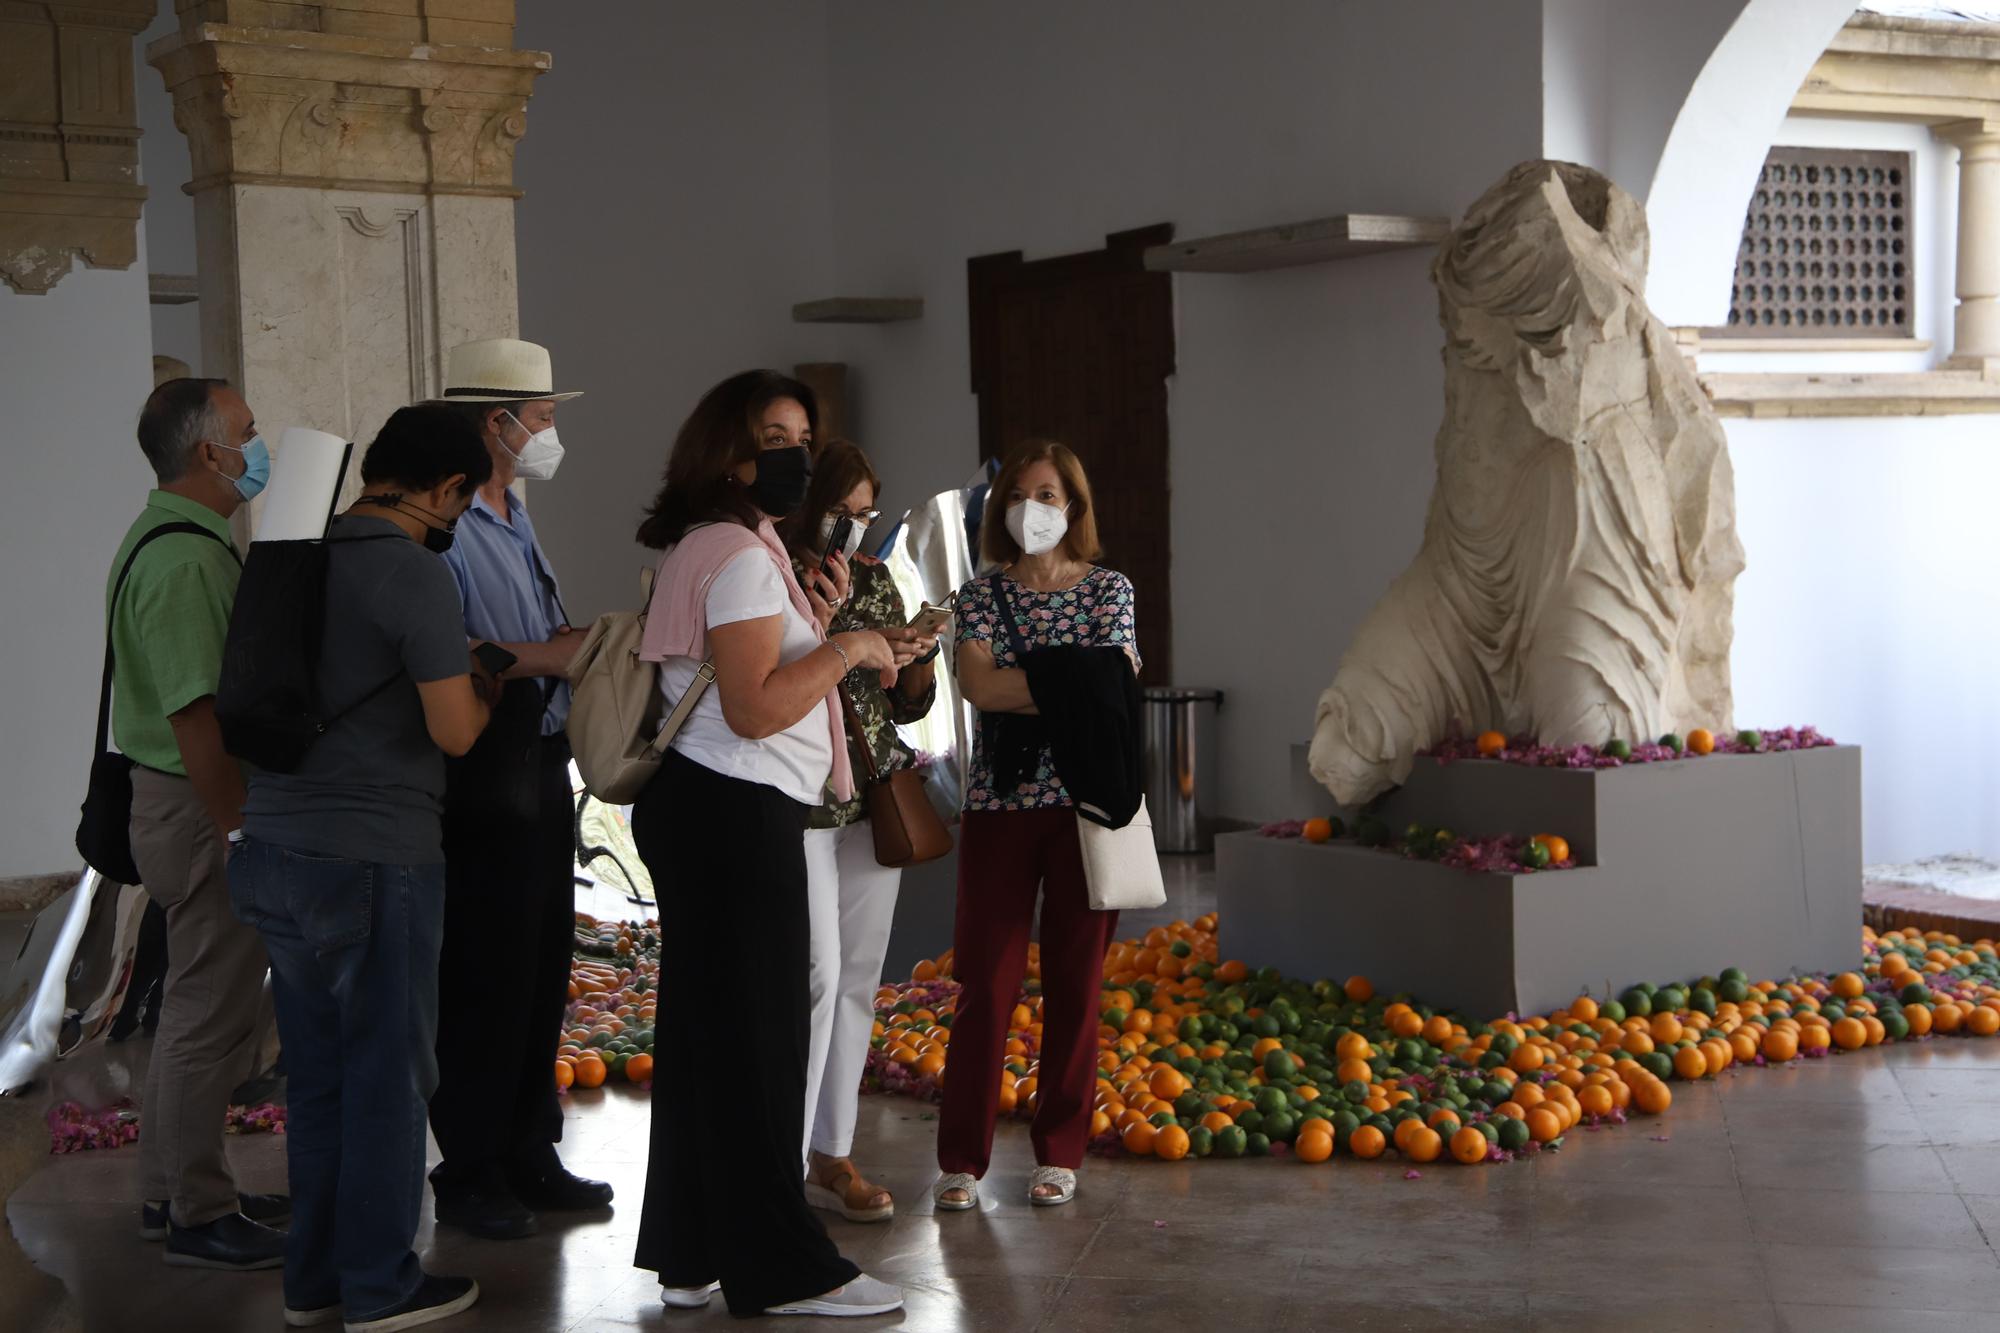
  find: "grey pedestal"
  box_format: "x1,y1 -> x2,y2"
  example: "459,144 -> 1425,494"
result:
881,837 -> 960,982
1219,746 -> 1862,1019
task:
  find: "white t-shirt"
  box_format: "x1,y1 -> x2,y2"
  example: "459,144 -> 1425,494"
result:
657,545 -> 833,805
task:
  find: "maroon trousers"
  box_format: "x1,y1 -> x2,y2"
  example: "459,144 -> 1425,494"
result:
937,806 -> 1119,1176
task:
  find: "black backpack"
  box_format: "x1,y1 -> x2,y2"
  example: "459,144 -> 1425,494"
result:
216,532 -> 404,772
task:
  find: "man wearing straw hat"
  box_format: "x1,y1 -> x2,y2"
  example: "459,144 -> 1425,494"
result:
424,338 -> 611,1239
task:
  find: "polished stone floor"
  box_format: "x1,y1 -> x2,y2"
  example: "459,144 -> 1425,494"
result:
11,1032 -> 2000,1330
13,851 -> 2000,1331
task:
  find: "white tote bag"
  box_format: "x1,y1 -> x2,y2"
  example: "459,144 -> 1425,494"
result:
1075,796 -> 1167,912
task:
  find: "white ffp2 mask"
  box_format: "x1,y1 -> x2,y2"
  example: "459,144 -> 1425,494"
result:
503,411 -> 565,481
818,512 -> 866,562
1006,499 -> 1069,557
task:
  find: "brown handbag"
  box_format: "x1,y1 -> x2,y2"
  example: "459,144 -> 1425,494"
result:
838,686 -> 952,867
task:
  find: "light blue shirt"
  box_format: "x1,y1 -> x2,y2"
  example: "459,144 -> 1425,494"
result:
443,488 -> 571,734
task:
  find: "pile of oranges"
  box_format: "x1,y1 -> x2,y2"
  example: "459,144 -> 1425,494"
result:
558,914 -> 657,1091
866,917 -> 2000,1167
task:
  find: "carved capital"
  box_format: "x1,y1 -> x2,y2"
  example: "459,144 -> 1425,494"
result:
148,23 -> 551,198
0,0 -> 155,292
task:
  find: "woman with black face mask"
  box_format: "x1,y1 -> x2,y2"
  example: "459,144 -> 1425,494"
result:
627,371 -> 915,1319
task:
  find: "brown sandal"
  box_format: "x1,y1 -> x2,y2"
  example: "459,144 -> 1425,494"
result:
804,1159 -> 895,1222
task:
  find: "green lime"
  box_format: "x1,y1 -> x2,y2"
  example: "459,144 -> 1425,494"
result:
1148,1110 -> 1176,1129
1245,1131 -> 1272,1157
1640,1051 -> 1673,1080
1102,1007 -> 1128,1030
1263,1110 -> 1298,1142
1253,1014 -> 1282,1039
1235,1109 -> 1265,1136
1255,1085 -> 1289,1115
1496,1116 -> 1530,1151
1187,1126 -> 1214,1158
1522,842 -> 1552,870
1659,733 -> 1684,753
1900,982 -> 1932,1005
1619,987 -> 1652,1018
1474,1120 -> 1500,1145
1655,987 -> 1686,1013
1170,939 -> 1193,959
1718,978 -> 1748,1004
1736,729 -> 1762,751
1215,1125 -> 1247,1158
1881,1009 -> 1910,1041
1603,739 -> 1632,760
1599,1000 -> 1626,1023
1264,1049 -> 1296,1080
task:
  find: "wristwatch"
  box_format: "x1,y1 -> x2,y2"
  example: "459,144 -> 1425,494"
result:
913,642 -> 942,667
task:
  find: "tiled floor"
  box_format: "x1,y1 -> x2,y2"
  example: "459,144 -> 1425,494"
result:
12,855 -> 2000,1331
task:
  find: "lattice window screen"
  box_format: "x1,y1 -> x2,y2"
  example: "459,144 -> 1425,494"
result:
1725,147 -> 1914,338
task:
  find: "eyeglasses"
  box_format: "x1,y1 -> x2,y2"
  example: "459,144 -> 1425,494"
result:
837,509 -> 883,525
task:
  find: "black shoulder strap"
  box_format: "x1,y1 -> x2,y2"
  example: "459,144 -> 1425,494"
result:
96,520 -> 238,757
990,572 -> 1032,660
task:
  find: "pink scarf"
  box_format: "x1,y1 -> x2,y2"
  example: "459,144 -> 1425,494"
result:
637,518 -> 853,804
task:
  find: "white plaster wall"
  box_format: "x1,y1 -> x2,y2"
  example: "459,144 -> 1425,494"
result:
1728,414 -> 2000,863
816,0 -> 1546,823
0,263 -> 157,877
511,1 -> 844,624
1542,0 -> 1750,201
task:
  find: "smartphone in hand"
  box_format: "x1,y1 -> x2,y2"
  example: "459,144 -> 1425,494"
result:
471,640 -> 518,678
906,603 -> 953,637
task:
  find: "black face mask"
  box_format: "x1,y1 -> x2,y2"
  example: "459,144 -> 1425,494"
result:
748,445 -> 811,519
357,493 -> 458,553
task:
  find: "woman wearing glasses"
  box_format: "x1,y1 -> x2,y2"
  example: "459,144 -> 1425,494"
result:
779,439 -> 940,1223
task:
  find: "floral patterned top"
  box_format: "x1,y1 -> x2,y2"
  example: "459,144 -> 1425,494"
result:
792,556 -> 936,829
955,566 -> 1139,812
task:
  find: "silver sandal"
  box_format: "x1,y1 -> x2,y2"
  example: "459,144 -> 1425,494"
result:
1028,1166 -> 1076,1207
933,1172 -> 979,1211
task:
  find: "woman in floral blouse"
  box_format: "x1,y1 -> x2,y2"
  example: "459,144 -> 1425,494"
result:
781,439 -> 939,1223
933,438 -> 1137,1211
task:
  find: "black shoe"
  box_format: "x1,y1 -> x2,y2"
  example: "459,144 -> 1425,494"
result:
507,1155 -> 613,1212
344,1274 -> 479,1332
142,1192 -> 291,1241
429,1170 -> 537,1241
162,1211 -> 286,1270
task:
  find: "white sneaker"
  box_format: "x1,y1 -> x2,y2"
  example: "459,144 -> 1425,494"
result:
764,1273 -> 904,1317
660,1281 -> 720,1310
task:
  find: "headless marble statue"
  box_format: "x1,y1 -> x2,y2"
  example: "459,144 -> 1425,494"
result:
1310,161 -> 1744,806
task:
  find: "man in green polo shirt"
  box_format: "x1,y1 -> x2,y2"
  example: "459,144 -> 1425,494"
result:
109,378 -> 288,1270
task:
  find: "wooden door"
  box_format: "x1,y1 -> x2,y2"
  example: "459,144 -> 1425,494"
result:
967,224 -> 1175,683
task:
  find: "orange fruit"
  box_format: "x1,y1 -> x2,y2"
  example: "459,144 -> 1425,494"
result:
1153,1125 -> 1190,1161
1200,1110 -> 1235,1134
1651,1013 -> 1684,1045
1570,995 -> 1599,1022
1509,1044 -> 1546,1074
1121,1120 -> 1157,1156
572,1054 -> 607,1089
1968,1004 -> 2000,1037
1147,1065 -> 1189,1100
1405,1127 -> 1444,1163
1831,1017 -> 1867,1050
1450,1126 -> 1490,1163
1525,1107 -> 1562,1143
1532,834 -> 1572,865
1799,1024 -> 1832,1053
1832,972 -> 1865,999
1511,1082 -> 1546,1110
1687,728 -> 1715,755
625,1053 -> 655,1084
1672,1045 -> 1707,1080
1762,1028 -> 1799,1062
1344,975 -> 1374,1003
1904,1002 -> 1933,1036
912,958 -> 939,982
554,1059 -> 575,1090
1934,1003 -> 1966,1034
1476,730 -> 1507,757
1393,1117 -> 1426,1153
1577,1084 -> 1613,1118
1349,1125 -> 1386,1159
1335,1033 -> 1373,1061
1295,1131 -> 1333,1164
1302,817 -> 1334,844
1391,1010 -> 1425,1040
1634,1080 -> 1672,1114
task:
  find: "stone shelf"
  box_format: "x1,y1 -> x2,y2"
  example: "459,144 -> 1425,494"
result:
149,273 -> 198,305
1703,370 -> 2000,418
792,297 -> 923,324
1142,214 -> 1449,273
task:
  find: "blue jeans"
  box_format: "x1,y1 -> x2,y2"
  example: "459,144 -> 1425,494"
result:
228,838 -> 444,1319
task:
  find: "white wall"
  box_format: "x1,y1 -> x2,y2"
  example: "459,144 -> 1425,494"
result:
1542,0 -> 1750,201
816,0 -> 1546,822
0,264 -> 157,877
511,0 -> 845,623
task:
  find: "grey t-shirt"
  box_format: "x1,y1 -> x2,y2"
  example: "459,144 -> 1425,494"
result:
243,514 -> 472,863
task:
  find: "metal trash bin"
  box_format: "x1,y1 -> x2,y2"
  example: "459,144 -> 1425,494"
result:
1143,687 -> 1223,853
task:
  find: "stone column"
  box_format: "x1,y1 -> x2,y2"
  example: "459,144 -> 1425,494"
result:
1936,118 -> 2000,377
147,2 -> 548,480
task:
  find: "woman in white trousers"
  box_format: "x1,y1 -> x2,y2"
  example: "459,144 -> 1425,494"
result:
784,440 -> 939,1221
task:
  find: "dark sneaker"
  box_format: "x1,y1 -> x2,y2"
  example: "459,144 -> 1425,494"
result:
162,1211 -> 286,1270
142,1192 -> 291,1241
429,1168 -> 536,1241
284,1303 -> 341,1327
343,1274 -> 479,1332
506,1153 -> 613,1212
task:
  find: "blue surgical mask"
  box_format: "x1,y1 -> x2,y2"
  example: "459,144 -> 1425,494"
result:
215,435 -> 270,502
